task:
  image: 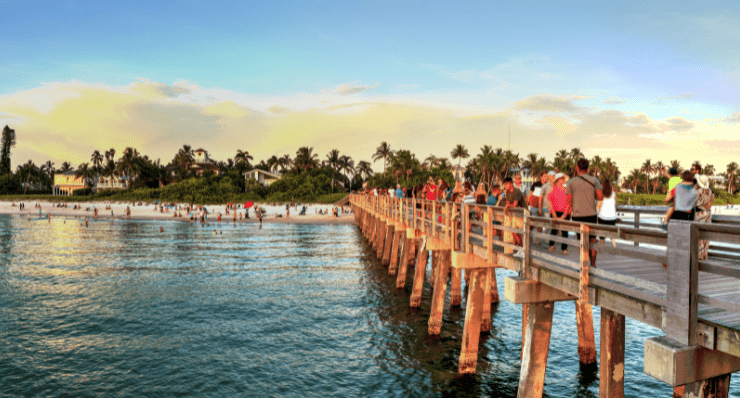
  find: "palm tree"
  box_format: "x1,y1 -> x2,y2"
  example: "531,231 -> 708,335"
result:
338,155 -> 354,188
266,155 -> 280,172
295,147 -> 319,172
356,160 -> 374,183
641,159 -> 652,194
325,149 -> 341,192
74,162 -> 95,188
437,158 -> 452,171
451,144 -> 469,168
669,160 -> 682,173
372,141 -> 393,173
234,149 -> 253,168
590,155 -> 603,178
42,160 -> 55,179
279,154 -> 292,172
704,164 -> 715,176
91,150 -> 103,175
117,147 -> 140,188
59,161 -> 73,173
625,169 -> 646,193
553,149 -> 569,173
423,154 -> 439,170
727,162 -> 738,194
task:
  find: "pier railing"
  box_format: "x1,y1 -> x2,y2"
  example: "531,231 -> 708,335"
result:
351,193 -> 740,396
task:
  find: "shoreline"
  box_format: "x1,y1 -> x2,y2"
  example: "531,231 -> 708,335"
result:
0,200 -> 354,225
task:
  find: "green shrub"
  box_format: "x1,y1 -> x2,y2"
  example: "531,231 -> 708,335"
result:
0,174 -> 21,195
73,188 -> 93,196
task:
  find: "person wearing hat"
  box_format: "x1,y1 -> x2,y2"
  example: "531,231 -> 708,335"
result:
694,174 -> 714,260
547,172 -> 570,253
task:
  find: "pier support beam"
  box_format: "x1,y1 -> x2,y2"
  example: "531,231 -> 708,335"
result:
410,239 -> 429,306
388,229 -> 404,274
428,249 -> 451,335
396,237 -> 417,287
489,267 -> 499,304
450,266 -> 462,307
382,224 -> 395,265
481,268 -> 493,332
391,236 -> 408,276
375,219 -> 387,257
518,301 -> 555,398
576,302 -> 597,365
599,308 -> 625,398
645,336 -> 740,396
459,268 -> 486,374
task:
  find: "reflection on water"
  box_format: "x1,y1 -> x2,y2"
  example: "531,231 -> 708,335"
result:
0,214 -> 738,397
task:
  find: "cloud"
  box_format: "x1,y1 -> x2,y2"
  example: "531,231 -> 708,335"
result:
603,96 -> 626,104
128,78 -> 195,98
394,84 -> 420,89
513,95 -> 581,113
662,117 -> 694,132
267,105 -> 290,114
326,81 -> 380,95
653,93 -> 695,105
1,79 -> 738,176
725,113 -> 740,123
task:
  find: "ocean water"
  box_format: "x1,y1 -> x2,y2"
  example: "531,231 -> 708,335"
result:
0,214 -> 737,397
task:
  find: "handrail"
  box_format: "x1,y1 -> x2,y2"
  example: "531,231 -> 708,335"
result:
350,193 -> 740,344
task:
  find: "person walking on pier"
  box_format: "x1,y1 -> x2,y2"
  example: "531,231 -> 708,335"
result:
548,173 -> 570,253
694,174 -> 714,260
501,177 -> 525,247
566,159 -> 603,267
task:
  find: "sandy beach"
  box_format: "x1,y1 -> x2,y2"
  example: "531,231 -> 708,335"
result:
0,200 -> 354,225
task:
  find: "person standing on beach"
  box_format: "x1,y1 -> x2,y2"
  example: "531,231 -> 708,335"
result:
565,158 -> 603,267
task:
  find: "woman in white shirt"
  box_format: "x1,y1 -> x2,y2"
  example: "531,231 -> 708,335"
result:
596,179 -> 617,246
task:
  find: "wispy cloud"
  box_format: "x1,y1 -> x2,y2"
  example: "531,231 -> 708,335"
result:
725,113 -> 740,123
325,81 -> 380,95
653,93 -> 694,105
603,96 -> 626,104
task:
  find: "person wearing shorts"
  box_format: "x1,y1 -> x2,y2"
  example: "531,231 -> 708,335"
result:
566,159 -> 603,267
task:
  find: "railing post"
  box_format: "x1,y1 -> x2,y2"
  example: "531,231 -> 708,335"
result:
634,212 -> 640,247
523,213 -> 532,277
577,223 -> 597,365
665,220 -> 699,346
413,198 -> 417,231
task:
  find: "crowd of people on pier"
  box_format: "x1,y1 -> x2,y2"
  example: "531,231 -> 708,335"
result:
358,158 -> 716,266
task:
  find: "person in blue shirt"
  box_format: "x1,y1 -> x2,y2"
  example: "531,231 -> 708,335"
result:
395,184 -> 405,198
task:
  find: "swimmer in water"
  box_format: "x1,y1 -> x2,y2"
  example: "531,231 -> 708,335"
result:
159,227 -> 164,233
85,218 -> 89,227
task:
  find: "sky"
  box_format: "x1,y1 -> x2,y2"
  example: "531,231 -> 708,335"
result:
1,0 -> 739,175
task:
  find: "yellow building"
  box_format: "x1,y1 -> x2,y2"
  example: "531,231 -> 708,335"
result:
53,170 -> 85,196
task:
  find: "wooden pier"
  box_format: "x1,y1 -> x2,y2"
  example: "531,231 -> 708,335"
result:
350,194 -> 740,398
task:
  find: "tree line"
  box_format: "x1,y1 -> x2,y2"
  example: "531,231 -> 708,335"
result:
1,124 -> 738,198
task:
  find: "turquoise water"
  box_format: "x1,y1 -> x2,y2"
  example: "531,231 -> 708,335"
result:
0,214 -> 736,397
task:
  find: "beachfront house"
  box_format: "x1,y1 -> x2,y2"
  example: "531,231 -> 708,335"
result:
243,169 -> 282,188
191,148 -> 221,176
95,175 -> 128,191
452,165 -> 466,182
52,169 -> 86,196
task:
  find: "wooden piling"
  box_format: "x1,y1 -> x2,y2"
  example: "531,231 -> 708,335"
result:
409,238 -> 429,304
600,308 -> 625,398
577,223 -> 597,365
459,268 -> 486,374
389,229 -> 403,273
377,219 -> 388,258
481,268 -> 493,332
673,375 -> 732,398
392,236 -> 409,276
428,249 -> 451,335
518,301 -> 555,398
397,237 -> 418,289
450,266 -> 462,307
382,224 -> 395,265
